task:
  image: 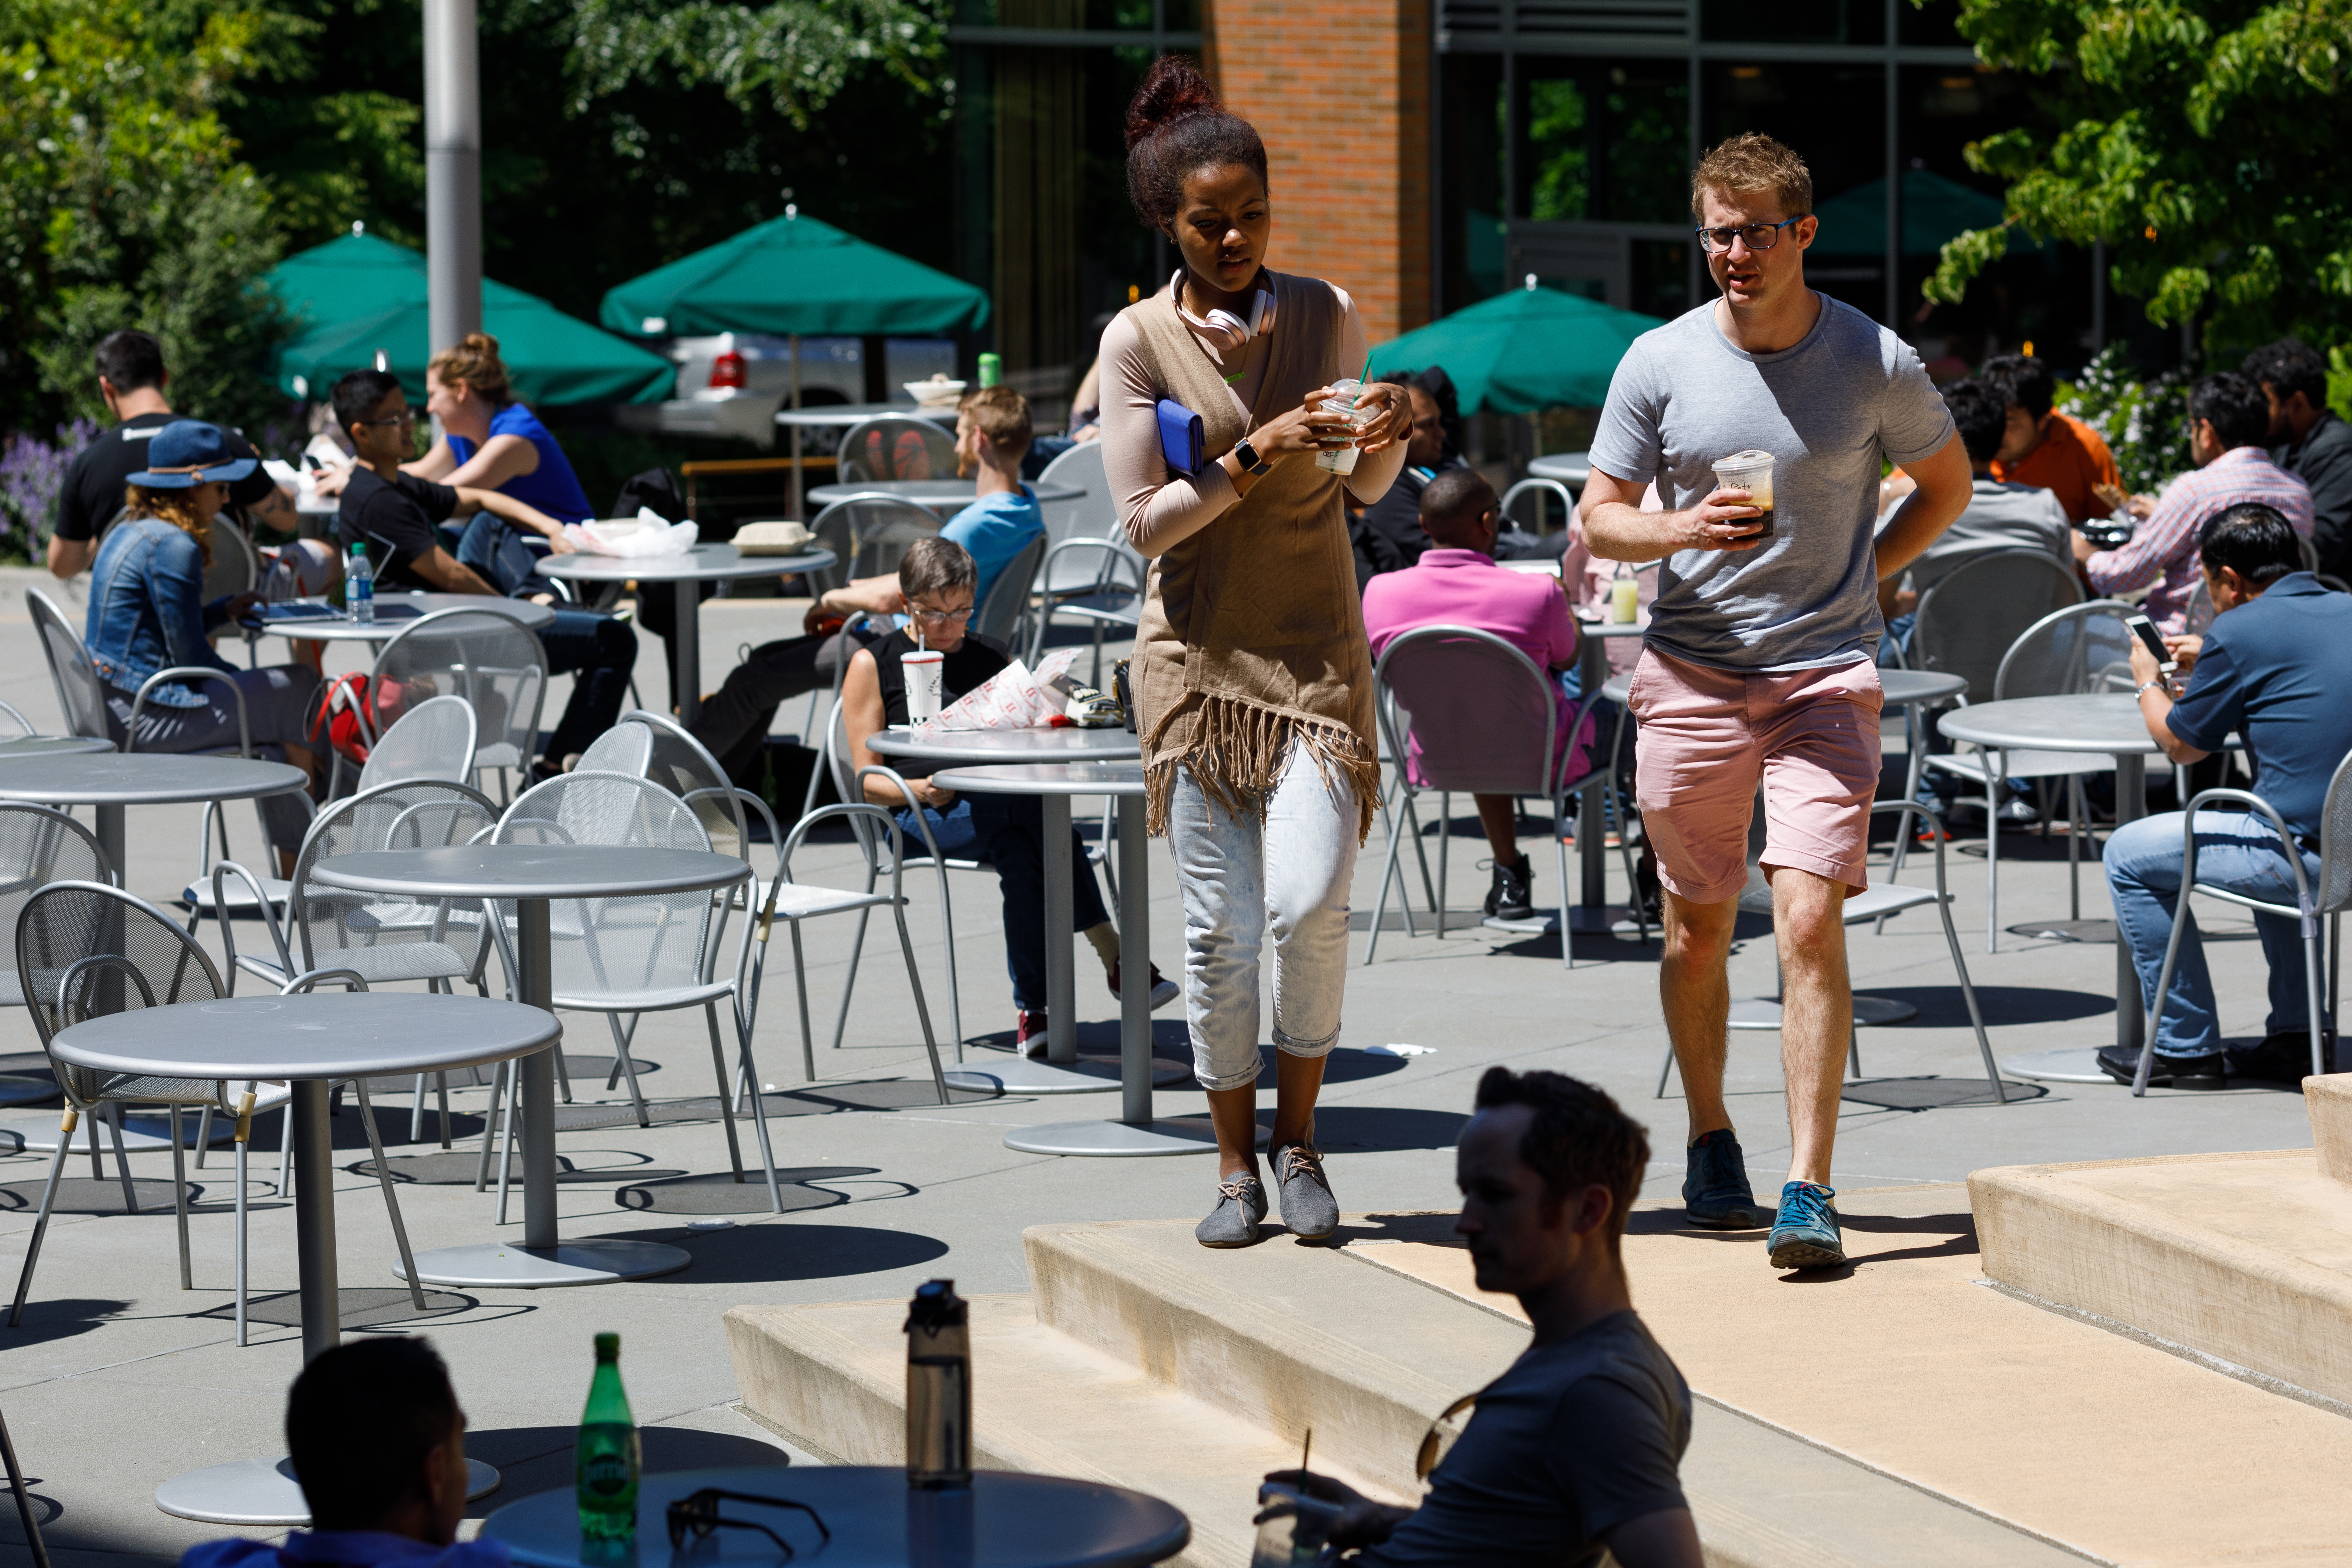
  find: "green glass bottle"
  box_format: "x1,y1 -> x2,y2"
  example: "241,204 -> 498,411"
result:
576,1333 -> 640,1543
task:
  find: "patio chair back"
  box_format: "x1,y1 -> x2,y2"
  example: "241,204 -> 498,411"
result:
623,710 -> 752,861
356,694 -> 478,789
26,589 -> 112,743
1374,626 -> 1563,797
0,699 -> 33,738
2317,749 -> 2352,919
291,780 -> 500,980
973,531 -> 1047,648
1499,478 -> 1576,535
204,515 -> 261,605
575,724 -> 655,777
16,882 -> 225,1103
1911,549 -> 2082,701
1034,441 -> 1137,593
372,609 -> 547,777
0,806 -> 112,1009
1992,601 -> 2140,701
837,416 -> 955,484
807,495 -> 943,594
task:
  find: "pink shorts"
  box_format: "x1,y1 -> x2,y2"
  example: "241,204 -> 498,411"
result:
1628,648 -> 1882,904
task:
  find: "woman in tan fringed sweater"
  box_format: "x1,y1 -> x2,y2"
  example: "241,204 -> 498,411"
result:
1101,57 -> 1410,1248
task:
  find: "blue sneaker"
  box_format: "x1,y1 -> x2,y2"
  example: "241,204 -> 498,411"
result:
1682,1129 -> 1761,1229
1768,1181 -> 1844,1270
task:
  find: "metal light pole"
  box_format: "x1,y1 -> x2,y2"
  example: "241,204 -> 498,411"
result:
424,0 -> 482,356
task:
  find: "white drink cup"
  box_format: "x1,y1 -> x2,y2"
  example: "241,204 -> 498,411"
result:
903,650 -> 946,723
1711,450 -> 1776,539
1314,379 -> 1378,475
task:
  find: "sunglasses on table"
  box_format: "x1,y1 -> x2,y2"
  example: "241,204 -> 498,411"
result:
663,1488 -> 830,1559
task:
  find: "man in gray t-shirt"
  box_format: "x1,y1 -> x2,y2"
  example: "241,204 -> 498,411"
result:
1582,133 -> 1969,1275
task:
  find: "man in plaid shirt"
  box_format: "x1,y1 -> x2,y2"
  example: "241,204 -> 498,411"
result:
2077,372 -> 2312,631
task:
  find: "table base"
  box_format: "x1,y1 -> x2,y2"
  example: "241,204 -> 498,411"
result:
0,1111 -> 232,1154
156,1456 -> 499,1525
1002,1116 -> 1257,1157
944,1054 -> 1190,1096
2006,918 -> 2117,944
395,1239 -> 691,1289
1999,1049 -> 2115,1085
1726,995 -> 1916,1030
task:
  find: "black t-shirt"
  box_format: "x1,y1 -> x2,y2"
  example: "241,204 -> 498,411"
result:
870,628 -> 1011,780
336,467 -> 459,590
56,412 -> 274,542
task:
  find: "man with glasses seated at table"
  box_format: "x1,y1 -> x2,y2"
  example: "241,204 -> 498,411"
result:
330,369 -> 638,780
181,1337 -> 505,1568
2102,503 -> 2352,1090
841,537 -> 1171,1051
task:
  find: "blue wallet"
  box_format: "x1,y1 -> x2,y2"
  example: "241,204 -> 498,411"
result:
1156,399 -> 1204,475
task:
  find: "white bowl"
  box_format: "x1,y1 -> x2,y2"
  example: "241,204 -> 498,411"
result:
904,379 -> 966,407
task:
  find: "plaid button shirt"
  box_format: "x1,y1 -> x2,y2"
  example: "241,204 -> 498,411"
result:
2084,446 -> 2313,631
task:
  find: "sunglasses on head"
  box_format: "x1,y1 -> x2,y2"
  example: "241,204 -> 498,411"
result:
663,1488 -> 830,1559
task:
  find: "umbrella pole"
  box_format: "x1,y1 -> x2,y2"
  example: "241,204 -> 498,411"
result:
790,333 -> 804,520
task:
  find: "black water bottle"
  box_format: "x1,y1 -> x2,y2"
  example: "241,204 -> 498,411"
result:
905,1279 -> 971,1488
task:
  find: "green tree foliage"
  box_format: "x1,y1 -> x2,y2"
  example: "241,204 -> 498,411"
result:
1926,0 -> 2352,353
0,0 -> 296,434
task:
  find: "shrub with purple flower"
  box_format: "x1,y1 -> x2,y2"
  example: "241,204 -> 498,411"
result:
0,420 -> 100,562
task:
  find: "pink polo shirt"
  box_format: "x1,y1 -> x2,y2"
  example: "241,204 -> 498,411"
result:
1362,548 -> 1589,783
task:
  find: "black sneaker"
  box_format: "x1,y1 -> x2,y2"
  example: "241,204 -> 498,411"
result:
1682,1129 -> 1762,1228
1484,855 -> 1536,921
2096,1044 -> 2226,1090
2227,1031 -> 2329,1086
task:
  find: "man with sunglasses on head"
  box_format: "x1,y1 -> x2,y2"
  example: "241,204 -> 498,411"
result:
1580,133 -> 1971,1271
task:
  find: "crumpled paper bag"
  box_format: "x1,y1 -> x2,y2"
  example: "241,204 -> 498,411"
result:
562,508 -> 699,557
920,648 -> 1082,732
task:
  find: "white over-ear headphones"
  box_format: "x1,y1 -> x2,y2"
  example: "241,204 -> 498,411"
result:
1171,269 -> 1275,352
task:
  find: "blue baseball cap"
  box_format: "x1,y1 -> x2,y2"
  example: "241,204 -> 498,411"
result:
127,420 -> 258,489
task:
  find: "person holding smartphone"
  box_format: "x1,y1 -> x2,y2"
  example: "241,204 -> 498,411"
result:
2102,503 -> 2352,1088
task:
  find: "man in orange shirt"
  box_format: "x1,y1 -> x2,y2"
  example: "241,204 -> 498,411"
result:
1983,353 -> 2123,524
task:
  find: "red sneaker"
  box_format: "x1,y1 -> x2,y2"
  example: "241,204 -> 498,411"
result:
1109,961 -> 1180,1010
1016,1009 -> 1049,1058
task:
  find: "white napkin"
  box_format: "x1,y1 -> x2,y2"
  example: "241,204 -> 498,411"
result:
562,511 -> 699,557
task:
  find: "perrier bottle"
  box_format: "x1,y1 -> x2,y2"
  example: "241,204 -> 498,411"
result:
576,1332 -> 641,1544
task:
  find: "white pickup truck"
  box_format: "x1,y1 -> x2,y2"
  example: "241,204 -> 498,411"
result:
614,332 -> 957,450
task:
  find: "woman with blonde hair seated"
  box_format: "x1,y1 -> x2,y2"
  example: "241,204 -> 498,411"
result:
409,332 -> 596,594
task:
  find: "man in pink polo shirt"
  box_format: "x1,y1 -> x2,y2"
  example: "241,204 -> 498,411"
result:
1364,468 -> 1584,922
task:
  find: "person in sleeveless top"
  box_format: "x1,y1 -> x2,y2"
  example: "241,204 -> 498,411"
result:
1102,58 -> 1411,1248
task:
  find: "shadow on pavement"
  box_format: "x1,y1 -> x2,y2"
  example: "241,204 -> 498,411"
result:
620,1221 -> 950,1285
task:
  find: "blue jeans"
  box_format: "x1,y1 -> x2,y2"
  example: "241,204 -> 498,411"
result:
896,793 -> 1110,1012
2104,810 -> 2321,1056
455,512 -> 553,598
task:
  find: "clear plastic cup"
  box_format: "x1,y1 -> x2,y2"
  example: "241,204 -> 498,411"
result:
1711,450 -> 1776,539
1314,379 -> 1378,475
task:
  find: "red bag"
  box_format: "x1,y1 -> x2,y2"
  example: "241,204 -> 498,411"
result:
308,674 -> 413,767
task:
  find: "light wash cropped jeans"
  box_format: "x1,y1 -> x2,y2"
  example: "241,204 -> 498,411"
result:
1167,747 -> 1361,1092
2104,809 -> 2321,1057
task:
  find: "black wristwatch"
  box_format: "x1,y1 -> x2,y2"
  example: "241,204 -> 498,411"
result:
1233,437 -> 1272,476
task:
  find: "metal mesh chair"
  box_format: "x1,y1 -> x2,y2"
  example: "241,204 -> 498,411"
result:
973,531 -> 1047,652
0,700 -> 32,739
2136,750 -> 2352,1092
358,694 -> 478,788
1366,626 -> 1638,969
806,495 -> 943,595
575,724 -> 654,777
1499,478 -> 1577,535
1024,538 -> 1144,689
27,588 -> 121,744
836,416 -> 955,484
7,883 -> 422,1341
0,807 -> 113,1011
351,609 -> 548,800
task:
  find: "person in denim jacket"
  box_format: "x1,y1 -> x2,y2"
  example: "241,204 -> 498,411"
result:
89,420 -> 321,867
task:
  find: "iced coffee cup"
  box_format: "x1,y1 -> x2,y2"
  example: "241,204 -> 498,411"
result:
1314,379 -> 1378,476
1711,450 -> 1776,539
903,649 -> 946,722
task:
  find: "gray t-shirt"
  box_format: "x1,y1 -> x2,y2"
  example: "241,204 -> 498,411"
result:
1899,476 -> 2072,602
1358,1311 -> 1690,1568
1589,296 -> 1956,671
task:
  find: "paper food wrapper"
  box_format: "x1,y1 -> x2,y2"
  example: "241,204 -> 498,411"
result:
562,509 -> 699,557
919,648 -> 1083,732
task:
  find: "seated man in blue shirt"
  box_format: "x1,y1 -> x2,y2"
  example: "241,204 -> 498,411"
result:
2101,503 -> 2352,1088
183,1337 -> 507,1568
687,386 -> 1047,786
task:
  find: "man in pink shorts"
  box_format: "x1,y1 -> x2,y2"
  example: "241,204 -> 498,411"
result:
1581,132 -> 1971,1270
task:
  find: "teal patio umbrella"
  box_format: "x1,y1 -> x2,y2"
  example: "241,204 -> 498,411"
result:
1810,170 -> 2023,258
598,209 -> 990,338
265,232 -> 674,405
1366,282 -> 1665,414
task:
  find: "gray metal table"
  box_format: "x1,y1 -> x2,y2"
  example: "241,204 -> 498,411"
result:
1940,693 -> 2163,1080
309,844 -> 751,1284
809,478 -> 1084,518
1528,451 -> 1592,488
485,1464 -> 1188,1568
52,992 -> 554,1526
0,736 -> 113,759
0,753 -> 306,873
933,762 -> 1216,1157
251,592 -> 556,644
539,543 -> 836,726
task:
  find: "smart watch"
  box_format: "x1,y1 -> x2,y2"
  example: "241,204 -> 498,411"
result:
1233,437 -> 1272,476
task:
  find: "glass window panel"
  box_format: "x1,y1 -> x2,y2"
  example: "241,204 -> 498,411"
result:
1901,0 -> 1966,47
1515,60 -> 1690,227
1700,0 -> 1881,46
1441,53 -> 1506,306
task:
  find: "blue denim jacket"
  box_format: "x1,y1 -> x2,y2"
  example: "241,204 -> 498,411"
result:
86,517 -> 237,707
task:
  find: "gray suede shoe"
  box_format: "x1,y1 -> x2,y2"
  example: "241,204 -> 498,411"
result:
1272,1142 -> 1339,1240
1195,1173 -> 1269,1248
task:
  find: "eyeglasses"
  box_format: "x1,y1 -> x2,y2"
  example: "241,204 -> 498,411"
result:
357,410 -> 418,427
910,603 -> 974,625
663,1488 -> 830,1560
1692,216 -> 1807,255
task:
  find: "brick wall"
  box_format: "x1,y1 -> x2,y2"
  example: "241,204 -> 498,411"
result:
1205,0 -> 1432,345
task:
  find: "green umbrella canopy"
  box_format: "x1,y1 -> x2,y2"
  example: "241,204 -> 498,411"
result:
1809,170 -> 2024,258
1367,284 -> 1666,414
599,209 -> 990,338
264,233 -> 674,405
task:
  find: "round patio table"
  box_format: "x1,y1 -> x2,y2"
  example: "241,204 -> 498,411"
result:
932,761 -> 1214,1157
0,737 -> 113,760
1527,451 -> 1592,488
247,592 -> 555,644
485,1464 -> 1188,1568
538,543 -> 835,727
56,992 -> 553,1526
0,753 -> 306,875
1940,693 -> 2165,1078
308,844 -> 750,1285
809,478 -> 1084,518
